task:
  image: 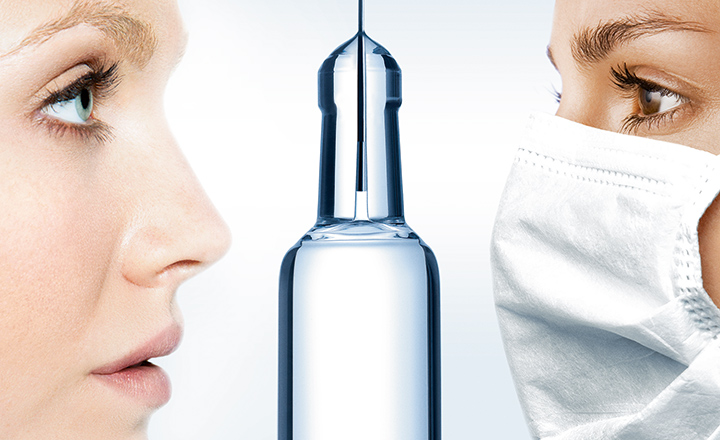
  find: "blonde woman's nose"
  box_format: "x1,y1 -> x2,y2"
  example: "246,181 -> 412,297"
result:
119,135 -> 231,289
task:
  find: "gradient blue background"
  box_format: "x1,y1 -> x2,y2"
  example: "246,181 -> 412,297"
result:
151,0 -> 558,438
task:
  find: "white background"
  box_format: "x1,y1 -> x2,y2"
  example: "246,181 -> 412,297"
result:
150,0 -> 559,438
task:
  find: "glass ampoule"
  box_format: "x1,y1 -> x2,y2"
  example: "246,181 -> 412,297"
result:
278,4 -> 440,439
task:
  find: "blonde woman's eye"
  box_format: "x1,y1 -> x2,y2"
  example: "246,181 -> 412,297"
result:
639,88 -> 683,116
42,88 -> 93,124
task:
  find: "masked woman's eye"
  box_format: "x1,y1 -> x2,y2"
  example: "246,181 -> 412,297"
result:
42,87 -> 93,123
610,63 -> 690,133
639,88 -> 683,116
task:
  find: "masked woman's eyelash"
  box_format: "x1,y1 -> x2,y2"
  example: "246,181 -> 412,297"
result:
550,85 -> 562,104
610,63 -> 688,134
36,62 -> 120,143
611,64 -> 651,91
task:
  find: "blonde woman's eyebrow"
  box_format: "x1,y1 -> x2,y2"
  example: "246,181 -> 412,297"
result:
2,1 -> 157,68
571,11 -> 710,68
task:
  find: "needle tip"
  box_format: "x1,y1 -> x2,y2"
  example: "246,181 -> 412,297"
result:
358,0 -> 364,34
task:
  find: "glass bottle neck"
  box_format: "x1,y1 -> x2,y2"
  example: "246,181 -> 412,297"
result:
316,33 -> 405,225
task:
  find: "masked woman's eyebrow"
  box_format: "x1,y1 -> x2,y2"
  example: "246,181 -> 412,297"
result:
571,11 -> 710,68
1,0 -> 158,68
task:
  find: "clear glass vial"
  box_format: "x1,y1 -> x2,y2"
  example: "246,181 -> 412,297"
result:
278,7 -> 441,439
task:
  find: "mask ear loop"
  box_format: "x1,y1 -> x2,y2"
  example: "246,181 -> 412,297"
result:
676,154 -> 720,338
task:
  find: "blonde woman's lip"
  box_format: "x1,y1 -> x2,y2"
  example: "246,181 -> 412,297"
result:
91,323 -> 183,407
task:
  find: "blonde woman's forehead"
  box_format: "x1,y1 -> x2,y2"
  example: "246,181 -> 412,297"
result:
0,0 -> 179,59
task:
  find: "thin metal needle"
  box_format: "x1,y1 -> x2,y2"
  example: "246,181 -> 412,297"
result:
356,0 -> 367,193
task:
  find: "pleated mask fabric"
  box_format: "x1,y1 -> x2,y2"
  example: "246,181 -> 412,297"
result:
491,113 -> 720,439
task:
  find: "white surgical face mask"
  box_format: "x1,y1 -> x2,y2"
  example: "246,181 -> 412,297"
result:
491,113 -> 720,439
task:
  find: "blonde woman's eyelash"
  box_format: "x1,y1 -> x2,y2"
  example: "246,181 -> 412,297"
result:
42,62 -> 120,107
40,117 -> 114,144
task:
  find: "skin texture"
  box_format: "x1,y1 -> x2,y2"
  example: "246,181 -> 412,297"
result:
550,0 -> 720,307
0,0 -> 231,438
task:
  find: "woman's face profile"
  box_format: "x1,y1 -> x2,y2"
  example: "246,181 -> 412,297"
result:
550,0 -> 720,306
0,0 -> 230,438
